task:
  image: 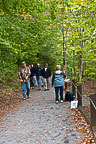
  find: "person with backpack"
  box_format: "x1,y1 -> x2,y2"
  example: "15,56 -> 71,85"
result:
42,63 -> 51,91
52,65 -> 66,104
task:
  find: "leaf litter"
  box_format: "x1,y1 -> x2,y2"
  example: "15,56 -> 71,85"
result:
67,109 -> 95,143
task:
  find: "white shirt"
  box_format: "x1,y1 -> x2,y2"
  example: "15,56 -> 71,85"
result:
45,68 -> 47,71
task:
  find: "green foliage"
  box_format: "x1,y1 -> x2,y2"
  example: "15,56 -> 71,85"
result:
0,0 -> 96,85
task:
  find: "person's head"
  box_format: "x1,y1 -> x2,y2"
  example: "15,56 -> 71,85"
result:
45,63 -> 48,68
22,61 -> 26,68
31,64 -> 34,68
56,65 -> 60,70
37,63 -> 40,67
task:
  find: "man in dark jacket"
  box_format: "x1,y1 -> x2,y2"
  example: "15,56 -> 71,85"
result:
42,63 -> 51,91
30,64 -> 36,89
35,63 -> 42,90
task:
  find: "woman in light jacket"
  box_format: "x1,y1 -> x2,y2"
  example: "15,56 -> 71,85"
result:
52,65 -> 66,104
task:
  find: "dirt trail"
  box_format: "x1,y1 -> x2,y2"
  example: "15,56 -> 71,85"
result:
0,88 -> 92,144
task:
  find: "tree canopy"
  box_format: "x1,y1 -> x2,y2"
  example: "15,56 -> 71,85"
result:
0,0 -> 96,82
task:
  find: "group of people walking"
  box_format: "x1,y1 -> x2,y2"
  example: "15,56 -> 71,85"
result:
19,61 -> 66,103
29,63 -> 51,91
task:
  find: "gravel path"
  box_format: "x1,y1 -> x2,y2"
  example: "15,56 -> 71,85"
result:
0,88 -> 87,144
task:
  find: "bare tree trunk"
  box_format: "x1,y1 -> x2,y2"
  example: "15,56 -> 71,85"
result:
79,51 -> 83,81
79,28 -> 84,81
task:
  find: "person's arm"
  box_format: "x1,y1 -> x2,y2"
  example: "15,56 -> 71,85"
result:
52,73 -> 55,86
49,69 -> 51,77
26,67 -> 31,79
34,68 -> 36,76
18,69 -> 23,82
41,68 -> 43,77
30,68 -> 32,77
63,72 -> 66,79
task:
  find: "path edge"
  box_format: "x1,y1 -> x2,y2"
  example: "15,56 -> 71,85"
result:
79,106 -> 96,143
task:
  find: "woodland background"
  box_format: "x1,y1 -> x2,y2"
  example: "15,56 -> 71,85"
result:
0,0 -> 96,93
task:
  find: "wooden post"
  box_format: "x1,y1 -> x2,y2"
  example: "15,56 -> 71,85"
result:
90,94 -> 96,126
72,79 -> 76,96
77,85 -> 82,106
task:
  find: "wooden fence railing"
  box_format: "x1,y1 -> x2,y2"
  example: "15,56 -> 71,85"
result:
72,79 -> 96,141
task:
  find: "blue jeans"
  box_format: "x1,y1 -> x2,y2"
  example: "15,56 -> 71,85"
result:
55,86 -> 63,101
43,77 -> 50,90
21,81 -> 30,98
36,76 -> 41,89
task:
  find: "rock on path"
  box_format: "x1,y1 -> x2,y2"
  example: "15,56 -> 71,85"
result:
0,88 -> 87,144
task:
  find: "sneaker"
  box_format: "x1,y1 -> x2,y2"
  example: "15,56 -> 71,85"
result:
23,98 -> 26,100
61,100 -> 63,103
56,101 -> 58,104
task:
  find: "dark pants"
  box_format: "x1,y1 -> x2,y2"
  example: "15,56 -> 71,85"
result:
55,86 -> 63,101
30,76 -> 34,87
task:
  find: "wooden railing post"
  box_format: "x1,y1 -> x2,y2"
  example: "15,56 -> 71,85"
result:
77,84 -> 82,106
90,94 -> 96,126
72,79 -> 76,96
